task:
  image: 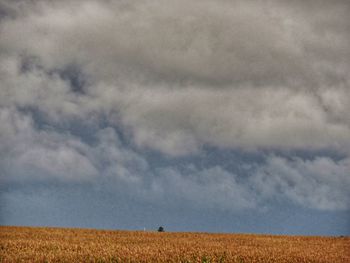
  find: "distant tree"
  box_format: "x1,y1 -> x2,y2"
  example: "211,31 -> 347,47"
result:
158,226 -> 164,232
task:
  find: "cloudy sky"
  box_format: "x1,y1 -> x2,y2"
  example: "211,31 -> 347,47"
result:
0,0 -> 349,235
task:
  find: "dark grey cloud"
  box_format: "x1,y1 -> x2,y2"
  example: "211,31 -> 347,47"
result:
1,0 -> 349,155
0,0 -> 349,228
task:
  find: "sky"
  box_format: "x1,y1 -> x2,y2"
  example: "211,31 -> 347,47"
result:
0,0 -> 349,236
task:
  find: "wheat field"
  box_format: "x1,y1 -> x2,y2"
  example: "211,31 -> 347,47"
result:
0,226 -> 349,262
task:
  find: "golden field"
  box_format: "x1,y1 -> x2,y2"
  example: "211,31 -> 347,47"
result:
0,226 -> 349,263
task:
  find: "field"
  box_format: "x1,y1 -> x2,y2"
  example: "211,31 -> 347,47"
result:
0,226 -> 349,263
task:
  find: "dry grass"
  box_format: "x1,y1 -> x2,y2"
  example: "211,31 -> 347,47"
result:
0,226 -> 349,262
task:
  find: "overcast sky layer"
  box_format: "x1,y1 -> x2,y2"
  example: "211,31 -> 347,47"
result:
0,0 -> 349,235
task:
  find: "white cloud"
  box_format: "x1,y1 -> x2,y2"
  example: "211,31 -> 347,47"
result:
136,155 -> 350,211
0,106 -> 349,211
113,86 -> 350,156
0,107 -> 147,183
0,107 -> 95,182
153,166 -> 257,211
250,156 -> 350,210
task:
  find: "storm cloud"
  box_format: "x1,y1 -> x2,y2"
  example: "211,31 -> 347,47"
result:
0,0 -> 349,233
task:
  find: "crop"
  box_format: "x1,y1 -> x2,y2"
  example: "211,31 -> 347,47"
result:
0,226 -> 349,262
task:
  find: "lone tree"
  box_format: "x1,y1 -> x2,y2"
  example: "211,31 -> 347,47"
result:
157,226 -> 164,232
